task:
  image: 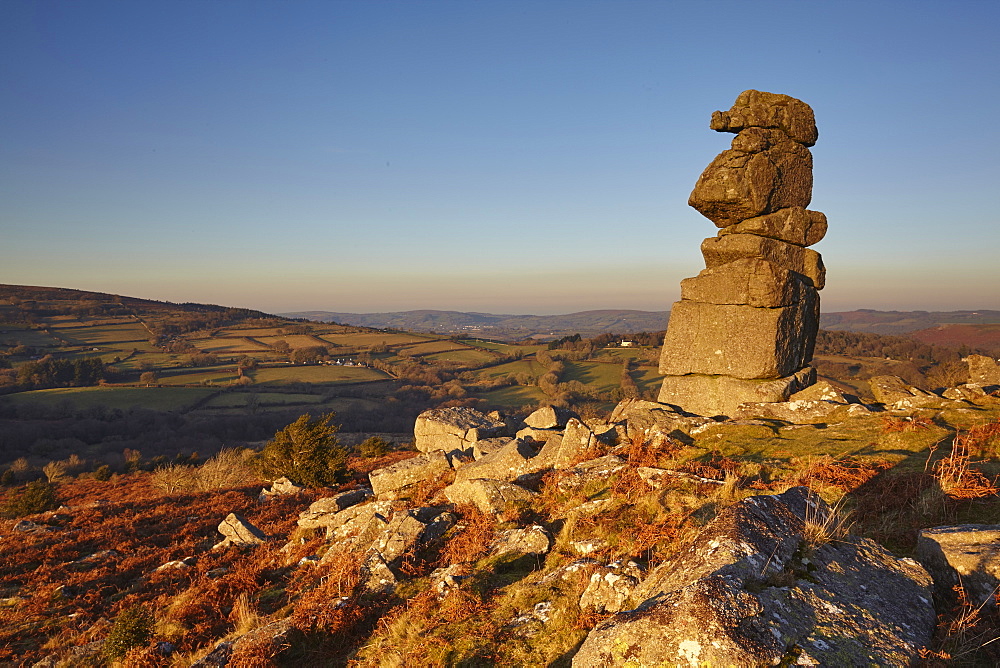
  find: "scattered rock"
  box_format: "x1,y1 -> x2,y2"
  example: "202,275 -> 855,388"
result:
490,525 -> 552,558
916,524 -> 1000,608
215,513 -> 266,549
471,437 -> 514,460
579,561 -> 643,613
369,450 -> 450,499
869,375 -> 934,404
413,407 -> 508,453
443,478 -> 537,515
943,383 -> 991,402
297,488 -> 373,529
967,354 -> 1000,386
733,398 -> 870,423
524,405 -> 578,429
454,439 -> 543,484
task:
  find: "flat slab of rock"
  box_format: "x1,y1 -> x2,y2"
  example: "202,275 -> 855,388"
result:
443,478 -> 537,515
575,487 -> 935,667
369,450 -> 450,499
916,524 -> 1000,608
608,398 -> 713,442
701,233 -> 825,290
454,439 -> 543,484
658,366 -> 815,418
658,297 -> 819,380
868,375 -> 934,404
718,206 -> 827,247
490,525 -> 552,557
297,488 -> 373,529
733,399 -> 870,423
680,257 -> 812,308
413,407 -> 508,453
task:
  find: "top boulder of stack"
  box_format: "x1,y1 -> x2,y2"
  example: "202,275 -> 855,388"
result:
710,89 -> 818,146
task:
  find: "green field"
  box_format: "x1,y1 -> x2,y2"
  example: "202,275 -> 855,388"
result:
319,332 -> 432,347
157,366 -> 241,385
57,324 -> 149,345
477,385 -> 548,409
1,386 -> 217,411
561,361 -> 622,392
461,340 -> 546,355
189,337 -> 271,353
477,359 -> 546,380
422,349 -> 497,365
398,340 -> 468,356
200,391 -> 327,408
254,334 -> 326,350
0,327 -> 64,348
250,365 -> 389,385
634,367 -> 664,395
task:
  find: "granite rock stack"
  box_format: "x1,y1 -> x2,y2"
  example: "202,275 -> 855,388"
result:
658,90 -> 824,417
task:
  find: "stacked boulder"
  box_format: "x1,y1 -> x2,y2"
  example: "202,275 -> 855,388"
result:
659,90 -> 825,417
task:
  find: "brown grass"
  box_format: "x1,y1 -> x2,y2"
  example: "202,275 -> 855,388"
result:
932,438 -> 999,500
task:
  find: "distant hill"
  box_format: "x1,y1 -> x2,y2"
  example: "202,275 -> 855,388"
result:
281,309 -> 670,339
820,310 -> 1000,335
286,307 -> 1000,340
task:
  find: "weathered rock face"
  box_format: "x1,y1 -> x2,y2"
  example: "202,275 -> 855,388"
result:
523,405 -> 578,430
869,374 -> 934,404
413,407 -> 508,453
967,354 -> 1000,387
658,90 -> 825,417
369,450 -> 450,499
443,478 -> 537,515
916,524 -> 1000,608
658,366 -> 815,418
574,487 -> 936,667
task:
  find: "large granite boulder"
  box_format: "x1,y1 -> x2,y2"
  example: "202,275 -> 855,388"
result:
967,354 -> 1000,386
709,89 -> 818,147
454,439 -> 544,484
369,450 -> 450,499
916,524 -> 1000,608
701,233 -> 825,289
297,488 -> 373,530
658,296 -> 819,380
413,407 -> 508,453
608,399 -> 713,441
733,398 -> 871,423
215,513 -> 267,548
443,478 -> 537,515
680,257 -> 811,308
718,206 -> 827,246
574,487 -> 936,667
658,367 -> 816,418
869,375 -> 934,404
689,127 -> 813,227
523,405 -> 578,429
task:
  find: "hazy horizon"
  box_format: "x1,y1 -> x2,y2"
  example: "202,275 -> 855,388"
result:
4,1 -> 999,315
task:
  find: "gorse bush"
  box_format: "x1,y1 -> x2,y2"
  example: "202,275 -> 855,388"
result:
252,413 -> 348,488
102,604 -> 153,660
0,480 -> 59,518
358,436 -> 391,458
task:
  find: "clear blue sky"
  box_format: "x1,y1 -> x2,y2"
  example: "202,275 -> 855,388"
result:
3,0 -> 998,314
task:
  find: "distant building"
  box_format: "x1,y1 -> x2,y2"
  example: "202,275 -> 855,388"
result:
620,341 -> 635,347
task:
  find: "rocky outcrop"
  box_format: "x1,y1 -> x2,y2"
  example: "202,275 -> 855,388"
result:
659,90 -> 825,417
967,354 -> 1000,387
916,524 -> 1000,608
574,487 -> 936,667
296,488 -> 373,530
369,450 -> 450,499
413,407 -> 508,453
443,478 -> 537,515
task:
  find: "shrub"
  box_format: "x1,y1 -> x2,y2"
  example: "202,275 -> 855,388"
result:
358,436 -> 391,458
102,604 -> 154,660
252,413 -> 348,488
93,464 -> 113,481
0,480 -> 59,518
